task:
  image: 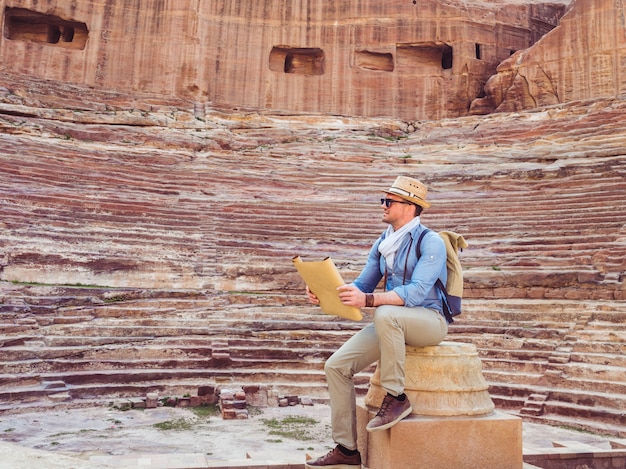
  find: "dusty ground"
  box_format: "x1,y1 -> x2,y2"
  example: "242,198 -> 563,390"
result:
0,403 -> 619,468
0,403 -> 333,468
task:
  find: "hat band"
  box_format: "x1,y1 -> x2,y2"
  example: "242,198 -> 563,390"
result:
389,187 -> 426,202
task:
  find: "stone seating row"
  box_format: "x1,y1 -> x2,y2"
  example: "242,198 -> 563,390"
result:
0,285 -> 352,407
3,128 -> 623,225
2,285 -> 625,436
2,175 -> 623,300
447,300 -> 626,435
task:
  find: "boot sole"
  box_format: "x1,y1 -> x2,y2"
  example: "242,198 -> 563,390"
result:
305,464 -> 362,469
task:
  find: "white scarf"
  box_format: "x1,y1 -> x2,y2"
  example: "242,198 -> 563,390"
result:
378,216 -> 421,269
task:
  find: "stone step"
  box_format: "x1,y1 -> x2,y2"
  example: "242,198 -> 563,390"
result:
574,330 -> 626,343
221,218 -> 625,241
0,340 -> 340,362
0,379 -> 342,414
476,347 -> 553,361
461,299 -> 620,317
449,335 -> 563,352
0,354 -> 328,375
10,326 -> 359,347
483,370 -> 545,385
547,362 -> 626,382
521,413 -> 626,439
541,400 -> 626,428
481,358 -> 549,374
546,376 -> 626,396
519,392 -> 549,416
0,373 -> 372,413
491,394 -> 528,409
488,380 -> 626,420
451,324 -> 570,339
547,387 -> 626,410
567,341 -> 625,354
0,367 -> 332,391
454,317 -> 576,328
0,326 -> 357,349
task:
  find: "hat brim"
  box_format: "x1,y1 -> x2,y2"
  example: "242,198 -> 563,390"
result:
383,189 -> 431,209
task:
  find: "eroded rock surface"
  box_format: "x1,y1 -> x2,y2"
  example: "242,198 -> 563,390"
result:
471,0 -> 626,113
0,0 -> 570,119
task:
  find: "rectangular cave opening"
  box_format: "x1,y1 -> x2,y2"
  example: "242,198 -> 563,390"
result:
475,43 -> 483,60
397,42 -> 453,71
3,7 -> 88,49
269,46 -> 325,76
355,50 -> 394,72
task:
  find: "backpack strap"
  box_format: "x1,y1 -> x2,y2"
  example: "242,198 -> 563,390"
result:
414,229 -> 455,324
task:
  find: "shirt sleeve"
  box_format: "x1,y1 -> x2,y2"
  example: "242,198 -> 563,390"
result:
392,231 -> 447,308
351,236 -> 384,293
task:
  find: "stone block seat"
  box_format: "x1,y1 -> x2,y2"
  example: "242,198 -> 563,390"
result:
357,342 -> 522,469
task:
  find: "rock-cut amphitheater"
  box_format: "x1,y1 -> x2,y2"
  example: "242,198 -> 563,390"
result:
1,0 -> 625,467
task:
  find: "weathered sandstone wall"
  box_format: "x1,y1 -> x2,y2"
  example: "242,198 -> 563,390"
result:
471,0 -> 626,113
0,0 -> 568,120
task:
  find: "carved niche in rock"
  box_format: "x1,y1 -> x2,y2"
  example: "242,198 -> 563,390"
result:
3,7 -> 89,50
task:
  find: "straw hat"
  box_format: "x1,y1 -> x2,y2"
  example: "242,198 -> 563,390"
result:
383,176 -> 431,209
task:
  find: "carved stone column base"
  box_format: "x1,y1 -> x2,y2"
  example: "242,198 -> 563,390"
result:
364,341 -> 495,416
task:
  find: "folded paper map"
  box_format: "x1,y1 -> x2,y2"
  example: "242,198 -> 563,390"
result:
293,256 -> 363,321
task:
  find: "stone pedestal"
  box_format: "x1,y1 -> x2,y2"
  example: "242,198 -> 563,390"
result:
357,406 -> 523,469
358,342 -> 522,469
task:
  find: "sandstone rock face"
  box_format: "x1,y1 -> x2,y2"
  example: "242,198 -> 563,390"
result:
471,0 -> 626,113
0,0 -> 569,120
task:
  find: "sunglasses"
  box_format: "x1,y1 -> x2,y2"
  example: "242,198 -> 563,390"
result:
381,198 -> 413,208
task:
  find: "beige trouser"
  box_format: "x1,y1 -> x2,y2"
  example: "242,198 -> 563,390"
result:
324,305 -> 448,450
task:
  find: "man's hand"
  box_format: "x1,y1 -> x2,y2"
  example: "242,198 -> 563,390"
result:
337,284 -> 366,307
306,286 -> 320,305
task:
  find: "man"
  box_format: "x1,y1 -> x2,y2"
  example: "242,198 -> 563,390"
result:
305,176 -> 449,468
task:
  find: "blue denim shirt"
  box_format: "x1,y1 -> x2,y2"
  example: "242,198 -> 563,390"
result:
352,224 -> 447,313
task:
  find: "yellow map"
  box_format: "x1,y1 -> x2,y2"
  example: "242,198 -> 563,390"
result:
293,256 -> 363,321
